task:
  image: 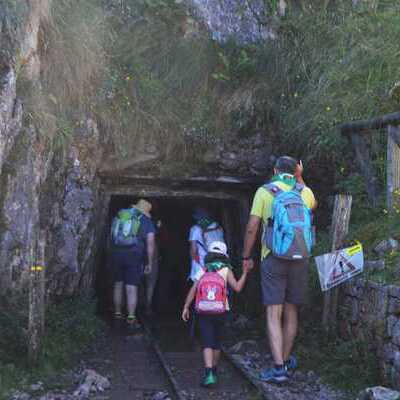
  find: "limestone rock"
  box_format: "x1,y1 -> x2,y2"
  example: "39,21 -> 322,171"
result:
191,0 -> 275,43
388,297 -> 400,315
72,369 -> 110,398
0,67 -> 22,175
389,286 -> 400,299
357,386 -> 400,400
30,382 -> 44,392
383,343 -> 398,363
374,239 -> 399,256
365,260 -> 385,272
9,391 -> 31,400
150,392 -> 171,400
229,340 -> 258,354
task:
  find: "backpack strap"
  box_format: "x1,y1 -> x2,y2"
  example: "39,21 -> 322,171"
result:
263,182 -> 284,198
293,183 -> 305,193
198,222 -> 220,250
129,212 -> 143,236
264,182 -> 305,195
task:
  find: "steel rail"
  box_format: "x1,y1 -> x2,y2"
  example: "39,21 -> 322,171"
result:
141,319 -> 186,400
221,345 -> 270,400
142,317 -> 269,400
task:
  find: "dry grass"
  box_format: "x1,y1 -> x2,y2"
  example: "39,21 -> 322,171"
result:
40,0 -> 107,109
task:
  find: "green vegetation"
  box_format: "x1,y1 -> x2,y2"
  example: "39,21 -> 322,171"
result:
100,0 -> 221,163
16,0 -> 108,152
215,1 -> 400,190
0,0 -> 29,70
13,0 -> 400,180
297,322 -> 380,394
0,292 -> 104,399
3,0 -> 400,394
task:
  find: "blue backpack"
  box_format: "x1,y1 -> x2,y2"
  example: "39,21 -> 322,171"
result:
263,183 -> 314,260
111,208 -> 144,249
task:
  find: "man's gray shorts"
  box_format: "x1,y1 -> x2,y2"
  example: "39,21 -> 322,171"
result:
261,255 -> 308,305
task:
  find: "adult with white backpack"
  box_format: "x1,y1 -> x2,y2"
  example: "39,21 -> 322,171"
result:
110,199 -> 156,327
242,156 -> 317,383
188,207 -> 226,282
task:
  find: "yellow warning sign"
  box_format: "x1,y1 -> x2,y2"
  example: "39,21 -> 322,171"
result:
345,242 -> 362,257
31,265 -> 44,272
315,243 -> 364,291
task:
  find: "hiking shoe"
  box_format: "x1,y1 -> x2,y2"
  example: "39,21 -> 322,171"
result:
284,355 -> 298,373
114,312 -> 123,320
126,315 -> 141,329
201,371 -> 217,387
259,367 -> 288,383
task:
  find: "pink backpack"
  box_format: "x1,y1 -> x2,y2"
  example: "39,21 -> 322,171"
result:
195,271 -> 227,315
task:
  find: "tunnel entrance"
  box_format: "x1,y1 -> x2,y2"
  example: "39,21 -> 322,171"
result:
96,175 -> 260,317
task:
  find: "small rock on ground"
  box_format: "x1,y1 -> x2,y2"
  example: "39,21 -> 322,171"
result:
357,386 -> 400,400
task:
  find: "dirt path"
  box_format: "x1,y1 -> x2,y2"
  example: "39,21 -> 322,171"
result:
85,319 -> 255,400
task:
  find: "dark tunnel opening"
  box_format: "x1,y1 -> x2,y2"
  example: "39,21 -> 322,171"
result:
96,194 -> 248,317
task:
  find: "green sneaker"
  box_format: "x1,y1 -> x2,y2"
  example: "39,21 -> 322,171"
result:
202,371 -> 217,387
126,315 -> 141,329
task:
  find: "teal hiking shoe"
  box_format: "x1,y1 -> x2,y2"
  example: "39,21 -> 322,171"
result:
284,355 -> 298,373
126,315 -> 141,330
201,371 -> 217,387
259,366 -> 288,383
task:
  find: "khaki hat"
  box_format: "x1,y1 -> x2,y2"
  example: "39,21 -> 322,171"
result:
132,199 -> 152,218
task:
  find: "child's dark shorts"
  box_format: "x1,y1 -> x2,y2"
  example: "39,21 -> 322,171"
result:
197,313 -> 226,350
261,254 -> 308,305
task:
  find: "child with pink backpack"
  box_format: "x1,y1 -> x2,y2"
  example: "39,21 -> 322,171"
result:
182,241 -> 250,387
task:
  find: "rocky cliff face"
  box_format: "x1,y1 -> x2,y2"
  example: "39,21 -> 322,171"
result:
188,0 -> 273,42
0,0 -> 274,298
0,1 -> 106,298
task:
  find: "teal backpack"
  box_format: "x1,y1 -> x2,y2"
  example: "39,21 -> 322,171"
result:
111,208 -> 143,249
263,183 -> 314,260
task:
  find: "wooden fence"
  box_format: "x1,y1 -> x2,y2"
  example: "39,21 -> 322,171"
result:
340,111 -> 400,211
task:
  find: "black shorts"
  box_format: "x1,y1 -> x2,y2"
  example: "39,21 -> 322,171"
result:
197,313 -> 226,350
261,254 -> 308,305
111,250 -> 144,286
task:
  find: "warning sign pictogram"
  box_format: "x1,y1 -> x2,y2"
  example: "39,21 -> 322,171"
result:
315,243 -> 364,291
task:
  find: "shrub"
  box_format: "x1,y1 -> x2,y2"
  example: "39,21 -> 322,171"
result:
0,291 -> 104,398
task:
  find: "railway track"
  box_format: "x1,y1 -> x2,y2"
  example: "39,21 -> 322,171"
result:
141,315 -> 262,400
93,315 -> 264,400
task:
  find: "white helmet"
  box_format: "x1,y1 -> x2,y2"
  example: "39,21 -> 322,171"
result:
208,241 -> 228,257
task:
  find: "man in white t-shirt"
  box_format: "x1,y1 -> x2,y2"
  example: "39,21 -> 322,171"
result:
188,207 -> 224,282
188,227 -> 207,282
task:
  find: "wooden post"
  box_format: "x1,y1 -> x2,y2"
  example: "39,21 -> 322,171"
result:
387,125 -> 400,212
350,133 -> 379,206
28,230 -> 46,365
322,194 -> 352,330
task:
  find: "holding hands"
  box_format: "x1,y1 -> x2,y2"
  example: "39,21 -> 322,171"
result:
242,258 -> 254,273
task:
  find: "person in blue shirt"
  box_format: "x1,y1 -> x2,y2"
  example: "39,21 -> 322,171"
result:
110,199 -> 156,327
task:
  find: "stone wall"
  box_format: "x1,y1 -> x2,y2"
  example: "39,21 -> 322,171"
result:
340,279 -> 400,388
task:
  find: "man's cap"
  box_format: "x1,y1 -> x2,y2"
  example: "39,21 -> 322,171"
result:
192,207 -> 209,221
131,199 -> 152,218
207,241 -> 228,257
